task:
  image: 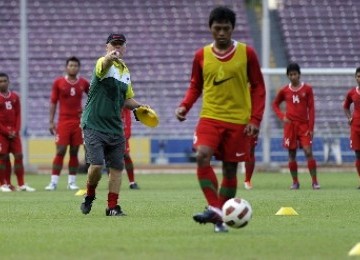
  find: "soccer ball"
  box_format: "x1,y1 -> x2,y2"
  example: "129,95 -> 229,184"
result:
222,197 -> 252,228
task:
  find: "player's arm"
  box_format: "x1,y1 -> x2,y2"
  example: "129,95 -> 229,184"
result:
272,89 -> 287,122
14,95 -> 21,135
49,80 -> 59,135
307,87 -> 315,134
97,50 -> 120,76
246,46 -> 266,135
124,98 -> 144,111
343,92 -> 353,125
175,49 -> 203,121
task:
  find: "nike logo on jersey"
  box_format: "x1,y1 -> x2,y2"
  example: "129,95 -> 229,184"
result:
236,152 -> 245,157
213,77 -> 234,86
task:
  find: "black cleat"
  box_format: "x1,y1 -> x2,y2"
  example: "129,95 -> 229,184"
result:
105,205 -> 126,216
129,183 -> 140,190
80,195 -> 95,215
193,207 -> 222,224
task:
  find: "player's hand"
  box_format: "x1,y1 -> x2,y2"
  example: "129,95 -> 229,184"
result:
305,130 -> 314,139
244,123 -> 259,136
283,116 -> 291,123
49,122 -> 56,135
8,130 -> 16,139
348,117 -> 353,125
107,50 -> 122,62
175,106 -> 187,122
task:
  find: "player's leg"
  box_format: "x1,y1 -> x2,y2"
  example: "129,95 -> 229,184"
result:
80,128 -> 104,215
123,138 -> 138,189
45,144 -> 67,190
284,122 -> 299,189
67,145 -> 80,190
105,134 -> 126,216
219,162 -> 238,206
11,136 -> 35,191
67,124 -> 85,190
0,153 -> 12,192
299,123 -> 319,189
4,156 -> 15,190
351,127 -> 360,189
244,139 -> 256,190
303,146 -> 319,189
355,150 -> 360,189
288,149 -> 299,189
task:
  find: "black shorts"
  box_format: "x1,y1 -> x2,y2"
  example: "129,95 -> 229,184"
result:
83,127 -> 125,170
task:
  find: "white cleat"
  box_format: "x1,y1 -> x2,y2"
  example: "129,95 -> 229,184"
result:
1,184 -> 12,192
45,182 -> 57,191
244,181 -> 253,190
67,183 -> 79,190
18,184 -> 36,192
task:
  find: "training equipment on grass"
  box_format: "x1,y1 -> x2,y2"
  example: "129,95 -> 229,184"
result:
75,189 -> 87,196
222,197 -> 252,228
275,207 -> 298,216
133,106 -> 159,128
349,243 -> 360,256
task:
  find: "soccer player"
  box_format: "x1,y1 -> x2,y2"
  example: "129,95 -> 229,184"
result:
175,6 -> 266,232
45,57 -> 90,191
80,33 -> 146,216
121,108 -> 139,190
343,67 -> 360,189
0,72 -> 35,192
272,63 -> 320,190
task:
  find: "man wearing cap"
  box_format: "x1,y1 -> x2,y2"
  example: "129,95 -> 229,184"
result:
80,33 -> 144,216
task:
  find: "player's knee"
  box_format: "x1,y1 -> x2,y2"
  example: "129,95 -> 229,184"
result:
196,150 -> 211,164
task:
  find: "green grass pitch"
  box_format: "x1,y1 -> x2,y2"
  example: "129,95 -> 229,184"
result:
0,171 -> 359,260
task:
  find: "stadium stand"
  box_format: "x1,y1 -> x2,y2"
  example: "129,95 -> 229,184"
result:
0,0 -> 253,137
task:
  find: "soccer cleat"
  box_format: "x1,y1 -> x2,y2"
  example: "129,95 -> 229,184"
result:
129,183 -> 140,190
18,184 -> 36,192
290,183 -> 300,190
193,207 -> 222,224
0,184 -> 12,192
67,182 -> 79,190
244,181 -> 253,190
8,184 -> 16,191
214,222 -> 229,233
105,205 -> 126,216
81,195 -> 96,215
312,182 -> 320,190
45,182 -> 57,191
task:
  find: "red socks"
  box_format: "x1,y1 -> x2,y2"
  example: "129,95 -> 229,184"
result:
52,155 -> 64,176
124,156 -> 134,183
107,192 -> 119,208
68,155 -> 79,176
197,166 -> 220,208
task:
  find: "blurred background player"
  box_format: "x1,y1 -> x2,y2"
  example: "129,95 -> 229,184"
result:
272,63 -> 320,190
343,66 -> 360,189
45,57 -> 89,191
175,6 -> 265,232
121,108 -> 139,189
0,72 -> 35,192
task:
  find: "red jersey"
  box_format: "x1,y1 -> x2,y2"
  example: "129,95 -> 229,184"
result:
0,91 -> 21,135
179,41 -> 265,127
50,76 -> 89,122
343,87 -> 360,126
121,108 -> 132,139
272,83 -> 315,131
